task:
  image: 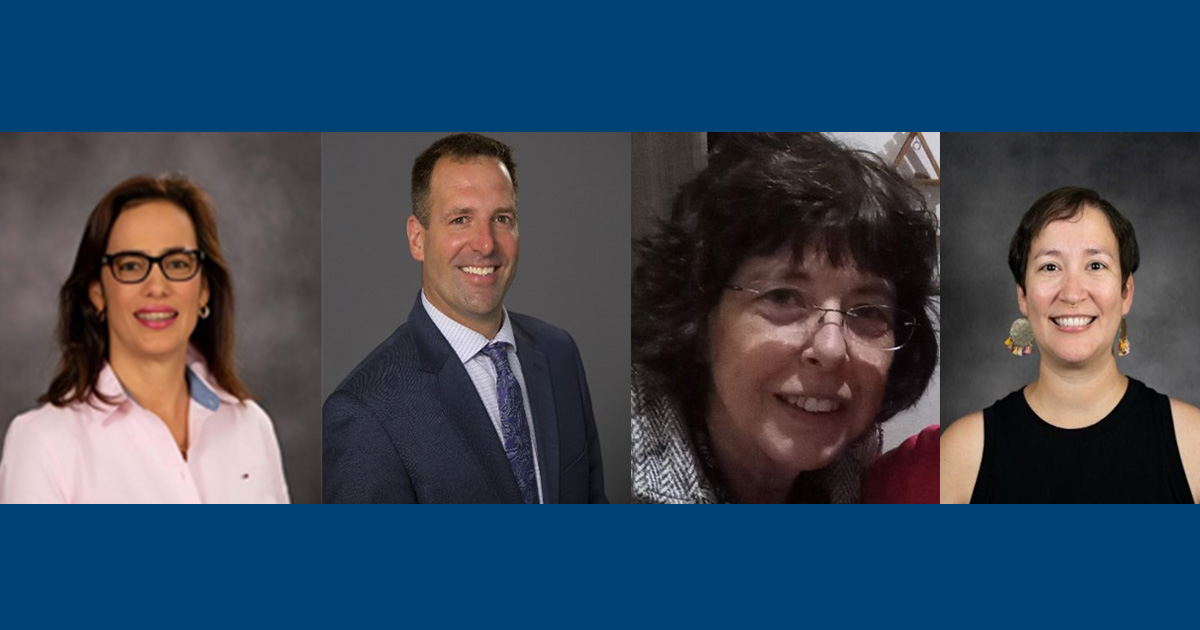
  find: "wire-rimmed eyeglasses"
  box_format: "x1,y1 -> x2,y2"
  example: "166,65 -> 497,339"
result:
100,249 -> 206,284
726,283 -> 916,351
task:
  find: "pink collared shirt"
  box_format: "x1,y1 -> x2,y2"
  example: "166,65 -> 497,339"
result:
0,353 -> 289,504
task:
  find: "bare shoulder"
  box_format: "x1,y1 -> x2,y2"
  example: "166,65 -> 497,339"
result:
939,411 -> 985,504
1169,398 -> 1200,425
1169,398 -> 1200,503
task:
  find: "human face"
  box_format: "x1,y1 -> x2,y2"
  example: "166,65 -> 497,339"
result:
89,201 -> 209,365
407,156 -> 519,337
706,249 -> 894,477
1018,205 -> 1133,367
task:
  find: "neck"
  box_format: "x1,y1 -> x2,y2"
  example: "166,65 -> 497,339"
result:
469,317 -> 502,339
1027,355 -> 1127,428
706,421 -> 793,504
109,349 -> 191,453
423,291 -> 504,339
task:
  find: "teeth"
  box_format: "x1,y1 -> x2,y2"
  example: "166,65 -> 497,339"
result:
461,266 -> 495,276
1053,317 -> 1093,327
136,311 -> 176,321
784,395 -> 841,413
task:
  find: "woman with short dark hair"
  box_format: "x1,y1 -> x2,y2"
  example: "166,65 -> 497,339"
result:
632,133 -> 939,503
941,187 -> 1200,503
0,175 -> 288,503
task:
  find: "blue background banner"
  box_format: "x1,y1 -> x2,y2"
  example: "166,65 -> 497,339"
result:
3,4 -> 1199,625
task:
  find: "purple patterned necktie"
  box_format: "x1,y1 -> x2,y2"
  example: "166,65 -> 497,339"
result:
479,342 -> 538,504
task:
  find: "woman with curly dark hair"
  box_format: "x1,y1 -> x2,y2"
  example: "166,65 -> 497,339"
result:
632,133 -> 939,503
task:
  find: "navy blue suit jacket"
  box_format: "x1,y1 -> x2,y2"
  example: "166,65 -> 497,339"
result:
323,297 -> 607,503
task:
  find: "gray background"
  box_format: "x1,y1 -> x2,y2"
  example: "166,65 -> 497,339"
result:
632,132 -> 940,450
322,133 -> 632,503
942,133 -> 1200,429
0,133 -> 322,503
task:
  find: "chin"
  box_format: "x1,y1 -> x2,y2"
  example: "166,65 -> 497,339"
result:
763,434 -> 844,474
132,340 -> 190,360
1044,344 -> 1108,365
460,293 -> 502,315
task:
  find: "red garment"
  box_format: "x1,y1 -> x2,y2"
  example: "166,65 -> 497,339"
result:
862,424 -> 939,504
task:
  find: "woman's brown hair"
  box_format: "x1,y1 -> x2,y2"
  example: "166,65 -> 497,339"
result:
41,174 -> 251,406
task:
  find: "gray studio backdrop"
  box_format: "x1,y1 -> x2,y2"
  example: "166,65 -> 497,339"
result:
0,133 -> 322,503
321,132 -> 632,503
941,133 -> 1200,429
632,132 -> 940,451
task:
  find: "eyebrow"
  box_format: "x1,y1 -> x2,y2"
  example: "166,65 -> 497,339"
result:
775,270 -> 895,297
442,205 -> 517,216
106,246 -> 195,256
1032,247 -> 1114,258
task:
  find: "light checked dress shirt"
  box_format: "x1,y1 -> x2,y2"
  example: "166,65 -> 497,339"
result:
0,348 -> 289,504
421,291 -> 544,503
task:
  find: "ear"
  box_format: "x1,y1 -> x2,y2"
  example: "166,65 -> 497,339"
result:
1122,274 -> 1135,316
406,214 -> 426,262
89,279 -> 105,316
1016,284 -> 1027,317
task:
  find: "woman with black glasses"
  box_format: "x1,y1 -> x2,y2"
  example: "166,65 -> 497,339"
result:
0,175 -> 288,503
632,133 -> 939,503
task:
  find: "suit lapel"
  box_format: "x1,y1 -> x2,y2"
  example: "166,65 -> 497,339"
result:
515,320 -> 560,504
409,297 -> 523,503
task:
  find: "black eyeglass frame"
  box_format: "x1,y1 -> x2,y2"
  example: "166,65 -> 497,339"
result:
725,283 -> 918,351
99,248 -> 207,284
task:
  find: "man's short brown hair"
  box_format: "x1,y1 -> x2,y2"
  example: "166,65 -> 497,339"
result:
411,133 -> 518,226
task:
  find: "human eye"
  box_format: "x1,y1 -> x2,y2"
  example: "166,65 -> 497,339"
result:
760,286 -> 805,306
495,214 -> 516,226
1039,262 -> 1059,272
1088,261 -> 1108,271
752,286 -> 812,323
165,255 -> 193,270
449,215 -> 469,225
849,304 -> 894,323
115,256 -> 146,273
847,305 -> 896,339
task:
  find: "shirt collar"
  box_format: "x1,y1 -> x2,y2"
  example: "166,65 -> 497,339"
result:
421,290 -> 517,365
82,346 -> 237,420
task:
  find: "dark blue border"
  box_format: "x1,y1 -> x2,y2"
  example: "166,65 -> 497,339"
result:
2,506 -> 1196,625
7,4 -> 1195,129
4,6 -> 1199,625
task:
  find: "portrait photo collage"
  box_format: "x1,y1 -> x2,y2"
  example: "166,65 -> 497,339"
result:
1,132 -> 1194,504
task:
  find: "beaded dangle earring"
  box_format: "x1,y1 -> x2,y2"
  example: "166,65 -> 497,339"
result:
1117,317 -> 1131,356
1005,317 -> 1034,356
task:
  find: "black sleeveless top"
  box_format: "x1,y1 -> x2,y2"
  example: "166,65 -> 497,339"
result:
971,378 -> 1193,503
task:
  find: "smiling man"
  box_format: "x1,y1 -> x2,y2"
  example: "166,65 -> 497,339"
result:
323,133 -> 607,503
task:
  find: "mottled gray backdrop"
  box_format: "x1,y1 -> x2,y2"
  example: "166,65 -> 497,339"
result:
942,133 -> 1200,429
322,133 -> 632,503
0,133 -> 322,503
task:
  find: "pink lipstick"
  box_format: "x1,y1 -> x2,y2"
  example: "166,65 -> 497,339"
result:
134,306 -> 179,329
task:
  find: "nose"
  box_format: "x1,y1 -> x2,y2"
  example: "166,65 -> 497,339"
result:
1060,269 -> 1086,305
141,261 -> 172,296
803,310 -> 848,370
470,221 -> 495,256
